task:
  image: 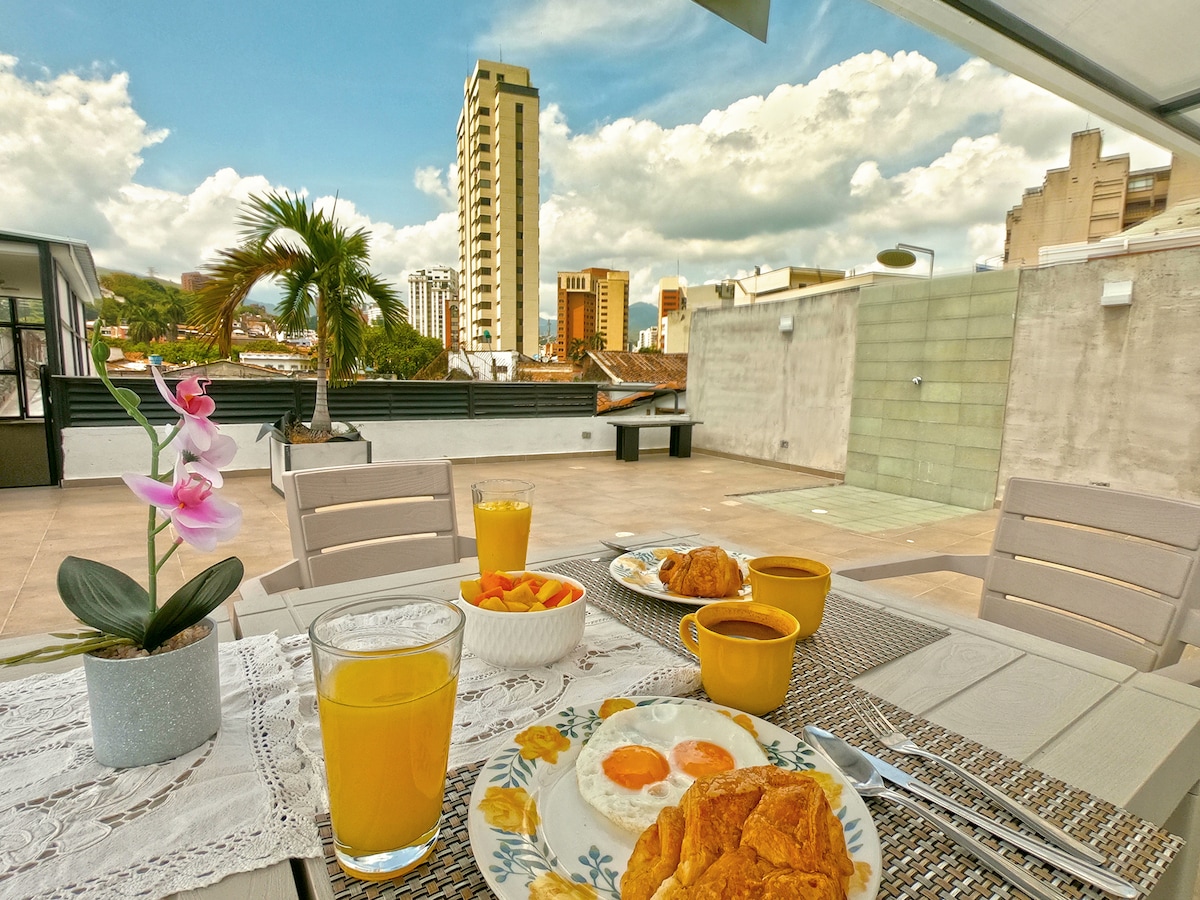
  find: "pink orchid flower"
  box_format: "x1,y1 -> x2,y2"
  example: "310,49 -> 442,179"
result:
168,429 -> 238,488
123,460 -> 243,553
152,367 -> 218,452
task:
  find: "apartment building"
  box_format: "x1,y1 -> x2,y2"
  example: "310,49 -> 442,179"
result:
555,267 -> 630,360
456,60 -> 540,355
407,265 -> 459,348
1004,129 -> 1200,267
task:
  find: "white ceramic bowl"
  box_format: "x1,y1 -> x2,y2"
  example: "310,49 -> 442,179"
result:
459,571 -> 587,668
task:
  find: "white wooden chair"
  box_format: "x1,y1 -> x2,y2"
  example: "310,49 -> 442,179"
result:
837,477 -> 1200,683
239,460 -> 477,604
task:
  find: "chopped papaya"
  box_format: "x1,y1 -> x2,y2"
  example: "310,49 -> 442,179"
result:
535,579 -> 562,602
462,570 -> 583,612
545,585 -> 573,607
480,571 -> 515,592
504,583 -> 539,608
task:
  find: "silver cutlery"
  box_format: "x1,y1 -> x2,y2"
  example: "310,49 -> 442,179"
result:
804,725 -> 1074,900
864,749 -> 1136,897
600,538 -> 676,554
850,694 -> 1106,866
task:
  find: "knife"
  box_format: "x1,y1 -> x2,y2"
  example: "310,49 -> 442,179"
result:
866,750 -> 1136,898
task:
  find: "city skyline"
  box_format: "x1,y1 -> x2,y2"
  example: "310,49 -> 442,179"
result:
1,1 -> 1174,320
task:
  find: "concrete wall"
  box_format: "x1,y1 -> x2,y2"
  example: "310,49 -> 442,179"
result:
846,270 -> 1019,509
687,289 -> 858,474
59,416 -> 674,483
1001,246 -> 1200,501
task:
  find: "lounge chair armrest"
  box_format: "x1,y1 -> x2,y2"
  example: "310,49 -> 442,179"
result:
835,552 -> 987,581
1151,657 -> 1200,687
238,560 -> 304,604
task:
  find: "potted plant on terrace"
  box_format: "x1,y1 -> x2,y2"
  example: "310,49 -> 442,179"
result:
192,191 -> 405,491
2,331 -> 244,768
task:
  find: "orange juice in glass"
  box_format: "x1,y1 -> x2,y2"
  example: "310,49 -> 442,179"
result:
471,479 -> 534,573
309,596 -> 464,881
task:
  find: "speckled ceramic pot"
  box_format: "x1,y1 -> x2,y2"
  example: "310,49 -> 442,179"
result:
82,619 -> 221,768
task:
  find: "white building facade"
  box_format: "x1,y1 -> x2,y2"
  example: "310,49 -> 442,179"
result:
407,265 -> 459,347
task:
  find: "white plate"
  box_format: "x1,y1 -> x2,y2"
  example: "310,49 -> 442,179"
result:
607,546 -> 753,606
466,695 -> 880,900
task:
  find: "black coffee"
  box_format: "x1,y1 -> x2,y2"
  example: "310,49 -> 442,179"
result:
707,619 -> 787,641
756,565 -> 821,578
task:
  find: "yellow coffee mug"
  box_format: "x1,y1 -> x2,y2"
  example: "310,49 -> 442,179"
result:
747,556 -> 831,638
678,601 -> 800,715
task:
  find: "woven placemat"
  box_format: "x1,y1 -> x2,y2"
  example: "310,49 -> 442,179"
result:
547,555 -> 949,679
317,675 -> 1183,900
314,558 -> 1183,899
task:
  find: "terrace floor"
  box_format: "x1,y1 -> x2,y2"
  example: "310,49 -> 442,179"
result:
0,451 -> 999,638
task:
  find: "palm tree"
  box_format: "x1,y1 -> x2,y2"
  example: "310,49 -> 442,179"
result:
192,191 -> 404,433
127,304 -> 168,344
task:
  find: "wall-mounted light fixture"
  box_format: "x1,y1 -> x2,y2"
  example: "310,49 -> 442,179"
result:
779,315 -> 794,333
877,243 -> 935,277
1101,280 -> 1133,307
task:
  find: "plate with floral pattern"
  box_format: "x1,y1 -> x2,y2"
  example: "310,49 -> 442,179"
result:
607,546 -> 753,606
467,695 -> 879,900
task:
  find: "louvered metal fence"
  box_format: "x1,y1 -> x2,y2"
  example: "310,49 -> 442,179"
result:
48,376 -> 600,427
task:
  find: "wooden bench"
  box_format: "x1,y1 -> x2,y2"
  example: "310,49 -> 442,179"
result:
608,416 -> 701,462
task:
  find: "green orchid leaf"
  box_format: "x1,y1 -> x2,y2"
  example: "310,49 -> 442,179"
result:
142,557 -> 244,652
57,557 -> 151,643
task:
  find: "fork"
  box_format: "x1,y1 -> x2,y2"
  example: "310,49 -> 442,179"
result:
850,694 -> 1106,866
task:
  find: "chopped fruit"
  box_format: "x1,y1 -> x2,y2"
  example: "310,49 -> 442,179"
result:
461,571 -> 584,612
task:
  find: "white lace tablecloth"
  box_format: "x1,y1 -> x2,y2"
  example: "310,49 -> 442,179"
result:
281,602 -> 702,775
0,635 -> 323,900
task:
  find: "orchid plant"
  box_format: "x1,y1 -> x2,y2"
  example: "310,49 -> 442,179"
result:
2,332 -> 244,664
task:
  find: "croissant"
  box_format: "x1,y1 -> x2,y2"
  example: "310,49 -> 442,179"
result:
657,546 -> 744,598
622,767 -> 855,900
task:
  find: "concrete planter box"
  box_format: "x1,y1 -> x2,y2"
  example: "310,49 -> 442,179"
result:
267,427 -> 371,495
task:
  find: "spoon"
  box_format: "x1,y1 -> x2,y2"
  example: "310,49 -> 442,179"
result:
803,725 -> 1074,900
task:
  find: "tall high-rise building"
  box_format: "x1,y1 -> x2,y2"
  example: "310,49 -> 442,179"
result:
457,60 -> 540,355
1004,129 -> 1200,267
657,276 -> 685,349
555,268 -> 630,360
407,266 -> 459,348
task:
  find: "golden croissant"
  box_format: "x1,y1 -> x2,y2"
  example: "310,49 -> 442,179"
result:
657,546 -> 744,598
622,766 -> 855,900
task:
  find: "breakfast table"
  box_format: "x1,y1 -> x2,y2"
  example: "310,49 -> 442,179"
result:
4,530 -> 1199,900
228,530 -> 1200,900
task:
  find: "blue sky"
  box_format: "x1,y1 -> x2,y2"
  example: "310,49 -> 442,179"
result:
1,1 -> 1170,316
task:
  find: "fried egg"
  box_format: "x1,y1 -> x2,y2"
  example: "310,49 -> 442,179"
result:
576,703 -> 768,833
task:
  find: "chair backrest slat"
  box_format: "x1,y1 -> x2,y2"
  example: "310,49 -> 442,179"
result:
1002,478 -> 1200,550
980,477 -> 1200,671
307,535 -> 462,587
282,460 -> 471,589
299,499 -> 457,552
983,597 -> 1161,670
992,516 -> 1193,598
984,557 -> 1177,643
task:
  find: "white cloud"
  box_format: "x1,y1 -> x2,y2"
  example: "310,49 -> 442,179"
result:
477,0 -> 693,56
0,55 -> 167,243
413,165 -> 455,210
1,49 -> 1177,325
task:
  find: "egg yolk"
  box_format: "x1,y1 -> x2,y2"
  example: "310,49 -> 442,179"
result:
670,740 -> 736,777
602,744 -> 671,789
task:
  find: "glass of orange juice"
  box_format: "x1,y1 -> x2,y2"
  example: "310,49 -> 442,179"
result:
471,479 -> 534,573
309,596 -> 465,881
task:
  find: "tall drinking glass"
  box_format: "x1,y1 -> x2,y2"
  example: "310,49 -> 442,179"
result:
471,479 -> 534,573
309,596 -> 465,881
